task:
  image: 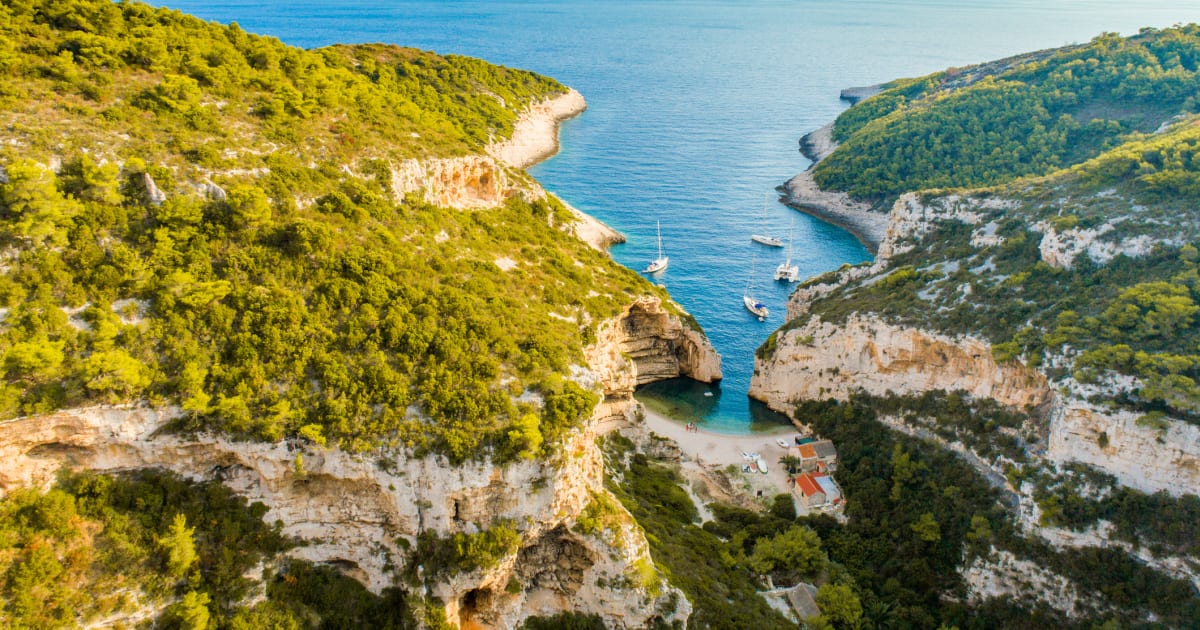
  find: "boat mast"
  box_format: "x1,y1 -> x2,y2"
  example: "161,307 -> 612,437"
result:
656,220 -> 664,259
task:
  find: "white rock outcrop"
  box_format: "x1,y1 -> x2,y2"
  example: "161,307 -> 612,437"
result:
962,549 -> 1092,616
585,297 -> 723,397
1036,221 -> 1169,270
489,89 -> 587,169
389,154 -> 515,210
750,314 -> 1051,414
1046,403 -> 1200,497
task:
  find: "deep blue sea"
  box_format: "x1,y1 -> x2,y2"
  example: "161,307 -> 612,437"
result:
161,0 -> 1200,432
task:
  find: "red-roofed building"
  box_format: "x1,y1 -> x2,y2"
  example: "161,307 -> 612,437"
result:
794,473 -> 827,507
796,439 -> 838,473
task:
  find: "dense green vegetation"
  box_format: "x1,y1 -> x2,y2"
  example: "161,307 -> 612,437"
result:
410,521 -> 521,580
519,612 -> 608,630
602,433 -> 857,629
794,397 -> 1200,629
0,0 -> 675,461
0,154 -> 636,460
0,470 -> 440,629
0,0 -> 565,167
816,26 -> 1200,203
863,390 -> 1033,464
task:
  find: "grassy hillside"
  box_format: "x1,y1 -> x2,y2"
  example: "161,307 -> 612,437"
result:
0,0 -> 676,462
815,25 -> 1200,204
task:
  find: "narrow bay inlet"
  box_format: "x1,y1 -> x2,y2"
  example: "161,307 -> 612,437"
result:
1,1 -> 1199,628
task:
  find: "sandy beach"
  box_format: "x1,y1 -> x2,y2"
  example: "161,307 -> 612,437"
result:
639,407 -> 804,511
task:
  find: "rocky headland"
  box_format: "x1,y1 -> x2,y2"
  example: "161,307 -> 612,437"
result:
778,171 -> 888,253
782,94 -> 890,253
489,88 -> 588,169
0,293 -> 719,629
0,79 -> 713,628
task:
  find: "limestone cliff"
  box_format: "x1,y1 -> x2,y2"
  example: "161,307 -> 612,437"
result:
0,293 -> 719,628
749,313 -> 1051,413
389,155 -> 516,210
0,79 -> 712,627
488,89 -> 587,169
1045,403 -> 1200,497
751,184 -> 1200,598
585,297 -> 723,398
752,189 -> 1200,499
388,90 -> 588,211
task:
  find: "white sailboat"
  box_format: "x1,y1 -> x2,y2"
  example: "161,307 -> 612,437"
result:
644,220 -> 668,273
751,192 -> 784,247
774,219 -> 799,282
743,252 -> 769,321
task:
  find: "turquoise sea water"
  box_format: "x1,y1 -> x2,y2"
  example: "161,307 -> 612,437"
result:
161,0 -> 1200,432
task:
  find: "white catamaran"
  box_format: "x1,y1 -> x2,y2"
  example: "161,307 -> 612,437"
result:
743,252 -> 769,321
774,219 -> 799,282
751,192 -> 784,247
644,220 -> 668,273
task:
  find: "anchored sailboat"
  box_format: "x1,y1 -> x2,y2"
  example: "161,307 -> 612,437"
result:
774,219 -> 799,282
743,252 -> 769,321
644,220 -> 668,273
751,192 -> 784,247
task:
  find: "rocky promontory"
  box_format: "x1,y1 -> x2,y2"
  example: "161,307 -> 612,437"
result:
489,89 -> 588,169
778,171 -> 888,253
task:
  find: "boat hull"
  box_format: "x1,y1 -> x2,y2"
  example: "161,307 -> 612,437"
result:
645,256 -> 669,273
751,234 -> 784,247
743,295 -> 769,319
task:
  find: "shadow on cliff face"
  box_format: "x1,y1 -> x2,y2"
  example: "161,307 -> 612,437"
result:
515,525 -> 595,594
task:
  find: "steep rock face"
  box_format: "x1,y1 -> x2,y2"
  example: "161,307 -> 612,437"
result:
750,314 -> 1051,414
585,297 -> 723,398
388,89 -> 589,212
1046,403 -> 1200,497
962,548 -> 1093,616
0,296 -> 719,628
390,155 -> 514,210
753,191 -> 1200,498
0,393 -> 681,630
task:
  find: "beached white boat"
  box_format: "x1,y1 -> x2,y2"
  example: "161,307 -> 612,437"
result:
751,192 -> 784,247
756,458 -> 768,474
644,220 -> 669,273
774,219 -> 799,282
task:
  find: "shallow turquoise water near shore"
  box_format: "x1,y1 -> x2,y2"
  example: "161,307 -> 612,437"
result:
161,0 -> 1200,433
